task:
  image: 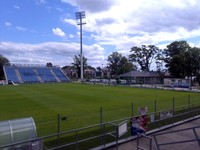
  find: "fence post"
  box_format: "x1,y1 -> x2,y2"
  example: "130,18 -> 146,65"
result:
159,112 -> 161,128
57,114 -> 61,144
154,99 -> 157,122
100,107 -> 103,145
137,133 -> 139,150
188,95 -> 190,111
116,125 -> 118,150
131,103 -> 134,117
154,99 -> 157,113
193,104 -> 195,118
103,124 -> 106,147
172,97 -> 175,124
75,130 -> 78,150
172,97 -> 175,112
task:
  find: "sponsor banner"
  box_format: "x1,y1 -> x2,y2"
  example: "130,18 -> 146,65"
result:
131,115 -> 148,136
150,113 -> 155,122
160,110 -> 173,120
118,120 -> 128,137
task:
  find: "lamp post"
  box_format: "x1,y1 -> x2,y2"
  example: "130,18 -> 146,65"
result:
76,11 -> 86,82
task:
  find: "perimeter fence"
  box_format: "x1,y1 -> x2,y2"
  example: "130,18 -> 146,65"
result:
0,95 -> 200,150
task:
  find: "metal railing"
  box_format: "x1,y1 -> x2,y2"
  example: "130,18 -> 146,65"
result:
137,133 -> 152,150
153,126 -> 200,150
0,102 -> 200,150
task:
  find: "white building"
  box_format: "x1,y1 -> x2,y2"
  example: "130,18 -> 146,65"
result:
164,78 -> 190,88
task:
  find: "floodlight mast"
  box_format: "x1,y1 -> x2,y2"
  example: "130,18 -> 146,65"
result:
76,11 -> 86,83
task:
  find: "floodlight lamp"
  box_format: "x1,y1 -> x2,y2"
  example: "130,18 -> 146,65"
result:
76,11 -> 86,25
76,11 -> 86,19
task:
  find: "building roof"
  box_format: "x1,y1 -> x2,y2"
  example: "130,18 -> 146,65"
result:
119,71 -> 161,78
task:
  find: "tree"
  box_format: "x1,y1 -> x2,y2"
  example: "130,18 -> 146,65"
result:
71,55 -> 87,78
196,74 -> 200,85
0,54 -> 10,79
164,41 -> 190,60
96,66 -> 102,78
119,56 -> 136,74
85,65 -> 96,79
155,49 -> 165,73
184,47 -> 200,83
164,41 -> 190,77
168,54 -> 186,77
164,41 -> 200,86
107,52 -> 135,78
129,45 -> 159,71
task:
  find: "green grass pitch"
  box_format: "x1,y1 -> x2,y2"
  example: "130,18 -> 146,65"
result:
0,83 -> 199,136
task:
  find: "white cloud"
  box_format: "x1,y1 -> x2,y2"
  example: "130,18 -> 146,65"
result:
63,0 -> 200,54
40,0 -> 46,3
56,7 -> 63,12
35,0 -> 46,5
52,28 -> 65,37
61,0 -> 116,13
64,19 -> 77,26
0,42 -> 105,67
16,26 -> 27,31
13,5 -> 20,9
69,34 -> 74,38
5,22 -> 12,27
61,0 -> 76,6
2,0 -> 200,69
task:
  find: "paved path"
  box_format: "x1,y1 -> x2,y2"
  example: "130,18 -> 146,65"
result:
108,118 -> 200,150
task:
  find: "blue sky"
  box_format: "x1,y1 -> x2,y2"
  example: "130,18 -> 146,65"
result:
1,0 -> 200,69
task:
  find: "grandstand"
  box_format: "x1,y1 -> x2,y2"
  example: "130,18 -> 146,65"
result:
3,64 -> 70,84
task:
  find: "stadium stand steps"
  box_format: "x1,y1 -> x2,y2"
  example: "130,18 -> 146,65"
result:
3,65 -> 70,84
52,68 -> 69,82
50,70 -> 61,82
18,67 -> 40,83
33,69 -> 44,83
15,69 -> 23,83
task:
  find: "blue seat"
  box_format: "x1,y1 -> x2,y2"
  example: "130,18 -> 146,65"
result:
37,68 -> 57,82
52,68 -> 69,82
4,66 -> 19,83
18,68 -> 39,83
4,65 -> 70,84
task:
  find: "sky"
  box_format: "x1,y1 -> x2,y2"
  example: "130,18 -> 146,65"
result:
1,0 -> 200,69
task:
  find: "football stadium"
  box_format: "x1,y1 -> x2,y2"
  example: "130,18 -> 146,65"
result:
0,63 -> 200,149
1,1 -> 200,150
